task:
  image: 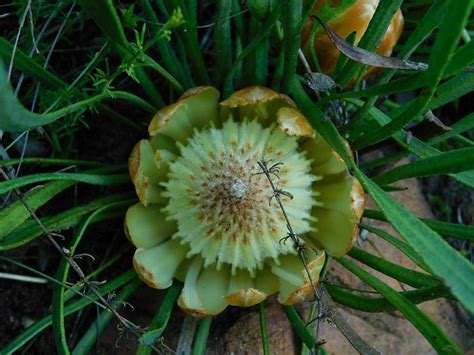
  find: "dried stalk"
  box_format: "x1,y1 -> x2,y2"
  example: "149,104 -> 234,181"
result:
256,161 -> 379,355
0,168 -> 162,352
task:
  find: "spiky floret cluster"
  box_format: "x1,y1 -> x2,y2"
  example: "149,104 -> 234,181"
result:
164,119 -> 318,274
125,86 -> 365,316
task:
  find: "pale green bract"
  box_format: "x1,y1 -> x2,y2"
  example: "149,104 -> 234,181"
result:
125,86 -> 364,316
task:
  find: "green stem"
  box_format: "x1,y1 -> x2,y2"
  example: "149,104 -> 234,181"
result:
191,317 -> 212,355
280,0 -> 302,93
137,283 -> 182,355
141,0 -> 189,87
169,0 -> 210,84
259,303 -> 270,355
223,6 -> 281,97
348,247 -> 440,288
326,284 -> 453,313
283,306 -> 315,349
215,0 -> 233,86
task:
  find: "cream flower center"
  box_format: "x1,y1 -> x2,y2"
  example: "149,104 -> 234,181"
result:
163,119 -> 319,274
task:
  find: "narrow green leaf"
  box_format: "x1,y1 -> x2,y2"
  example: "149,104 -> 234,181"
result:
353,0 -> 473,149
359,223 -> 431,271
427,113 -> 474,145
71,280 -> 141,355
52,203 -> 125,355
363,210 -> 474,242
327,284 -> 453,313
137,283 -> 182,355
283,306 -> 315,349
1,270 -> 137,354
347,98 -> 474,188
343,0 -> 446,131
281,1 -> 303,92
428,72 -> 474,111
0,172 -> 130,194
0,37 -> 66,88
373,147 -> 474,185
337,258 -> 461,354
0,181 -> 74,240
324,51 -> 473,106
359,150 -> 408,170
191,317 -> 212,355
337,0 -> 403,86
259,303 -> 270,355
0,194 -> 134,250
354,171 -> 474,314
0,158 -> 105,168
214,0 -> 233,86
348,247 -> 440,288
444,38 -> 474,77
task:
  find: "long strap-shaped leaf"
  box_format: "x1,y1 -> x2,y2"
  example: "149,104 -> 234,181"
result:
337,258 -> 461,354
0,171 -> 130,194
52,202 -> 128,354
292,80 -> 474,316
348,247 -> 440,288
347,98 -> 474,189
373,147 -> 474,185
363,210 -> 474,242
0,180 -> 73,240
137,283 -> 182,355
326,284 -> 453,313
0,63 -> 155,132
71,280 -> 141,355
1,269 -> 137,354
353,170 -> 474,315
353,0 -> 474,150
0,194 -> 134,250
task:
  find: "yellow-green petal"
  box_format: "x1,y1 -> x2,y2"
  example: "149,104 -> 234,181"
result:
224,269 -> 267,307
124,203 -> 177,249
220,86 -> 296,125
133,238 -> 188,289
270,250 -> 325,304
178,258 -> 229,317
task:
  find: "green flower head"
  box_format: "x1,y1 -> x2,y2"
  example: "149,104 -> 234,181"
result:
125,86 -> 365,316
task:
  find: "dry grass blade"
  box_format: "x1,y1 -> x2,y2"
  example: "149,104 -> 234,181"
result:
312,16 -> 428,71
0,167 -> 145,344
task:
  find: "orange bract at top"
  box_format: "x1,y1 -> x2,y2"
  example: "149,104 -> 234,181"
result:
302,0 -> 404,75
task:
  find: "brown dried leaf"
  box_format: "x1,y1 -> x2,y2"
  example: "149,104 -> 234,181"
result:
305,72 -> 338,92
313,16 -> 428,71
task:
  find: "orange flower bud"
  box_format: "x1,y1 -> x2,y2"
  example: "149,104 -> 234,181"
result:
302,0 -> 404,75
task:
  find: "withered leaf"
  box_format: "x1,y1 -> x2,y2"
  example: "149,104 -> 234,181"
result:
313,16 -> 428,71
305,72 -> 338,92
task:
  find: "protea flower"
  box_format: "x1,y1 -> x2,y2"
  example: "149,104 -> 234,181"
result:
125,86 -> 365,316
302,0 -> 404,74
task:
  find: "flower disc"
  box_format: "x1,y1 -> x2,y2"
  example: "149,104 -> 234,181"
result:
163,119 -> 319,274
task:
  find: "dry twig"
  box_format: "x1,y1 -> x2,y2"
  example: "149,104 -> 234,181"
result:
256,160 -> 379,355
0,168 -> 164,352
